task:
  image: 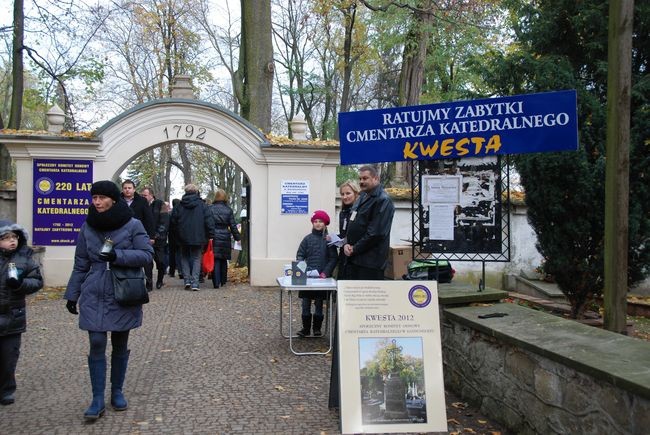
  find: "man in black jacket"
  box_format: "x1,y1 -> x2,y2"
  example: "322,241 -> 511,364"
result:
141,187 -> 169,289
342,165 -> 395,280
122,180 -> 155,290
170,184 -> 214,291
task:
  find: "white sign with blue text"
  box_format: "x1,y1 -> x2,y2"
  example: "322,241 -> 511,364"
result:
281,180 -> 309,214
337,280 -> 446,434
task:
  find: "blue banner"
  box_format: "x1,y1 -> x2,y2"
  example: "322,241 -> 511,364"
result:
33,159 -> 93,245
338,90 -> 578,165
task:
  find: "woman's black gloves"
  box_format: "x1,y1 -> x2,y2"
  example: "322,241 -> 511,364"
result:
98,250 -> 117,262
6,276 -> 22,289
66,300 -> 78,315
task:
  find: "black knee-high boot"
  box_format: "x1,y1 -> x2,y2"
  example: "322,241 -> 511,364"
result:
312,315 -> 324,337
298,315 -> 312,337
156,269 -> 164,289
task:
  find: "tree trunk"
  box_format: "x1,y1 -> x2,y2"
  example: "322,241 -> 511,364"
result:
338,3 -> 357,123
393,2 -> 433,187
8,0 -> 24,131
240,0 -> 274,133
177,142 -> 193,186
603,0 -> 633,334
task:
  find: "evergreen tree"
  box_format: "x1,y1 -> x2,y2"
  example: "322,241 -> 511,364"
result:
482,0 -> 649,317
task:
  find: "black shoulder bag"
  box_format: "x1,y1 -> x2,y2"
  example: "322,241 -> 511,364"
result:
111,265 -> 149,306
85,225 -> 149,306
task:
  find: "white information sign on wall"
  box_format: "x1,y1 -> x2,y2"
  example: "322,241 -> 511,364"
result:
422,175 -> 461,204
338,280 -> 447,434
422,175 -> 461,241
281,180 -> 309,214
428,204 -> 455,240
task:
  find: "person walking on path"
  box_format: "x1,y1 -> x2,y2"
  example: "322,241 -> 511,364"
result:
170,184 -> 214,291
207,189 -> 241,289
141,187 -> 169,289
65,180 -> 154,421
0,220 -> 43,406
121,180 -> 155,291
342,165 -> 395,280
295,210 -> 338,337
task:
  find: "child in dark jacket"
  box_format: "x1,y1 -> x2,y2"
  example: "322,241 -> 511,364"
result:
0,219 -> 43,405
295,210 -> 337,337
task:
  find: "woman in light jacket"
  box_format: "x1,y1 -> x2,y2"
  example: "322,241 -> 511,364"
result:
65,180 -> 153,421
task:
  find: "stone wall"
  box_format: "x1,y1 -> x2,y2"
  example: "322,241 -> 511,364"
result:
442,314 -> 650,434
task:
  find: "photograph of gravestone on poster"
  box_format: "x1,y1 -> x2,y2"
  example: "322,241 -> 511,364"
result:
358,337 -> 427,425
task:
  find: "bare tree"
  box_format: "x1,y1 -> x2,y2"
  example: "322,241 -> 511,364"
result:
193,0 -> 241,113
272,0 -> 325,138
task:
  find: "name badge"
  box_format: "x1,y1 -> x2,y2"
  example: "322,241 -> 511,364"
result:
350,211 -> 357,221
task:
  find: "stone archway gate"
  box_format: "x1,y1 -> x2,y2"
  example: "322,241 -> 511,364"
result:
1,98 -> 339,287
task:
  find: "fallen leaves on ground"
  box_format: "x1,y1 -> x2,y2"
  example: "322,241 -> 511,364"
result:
30,286 -> 65,302
630,316 -> 650,341
228,266 -> 249,284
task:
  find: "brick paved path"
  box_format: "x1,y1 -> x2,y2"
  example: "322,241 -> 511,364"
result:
2,279 -> 509,435
2,282 -> 340,434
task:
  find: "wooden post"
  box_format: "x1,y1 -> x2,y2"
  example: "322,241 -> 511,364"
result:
604,0 -> 634,333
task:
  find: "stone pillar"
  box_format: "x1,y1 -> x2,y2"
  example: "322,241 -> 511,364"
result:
289,114 -> 308,140
46,104 -> 65,133
171,75 -> 195,99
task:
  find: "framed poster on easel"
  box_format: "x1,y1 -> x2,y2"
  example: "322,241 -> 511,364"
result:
337,280 -> 447,434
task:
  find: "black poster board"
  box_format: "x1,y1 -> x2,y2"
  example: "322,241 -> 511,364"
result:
413,157 -> 510,262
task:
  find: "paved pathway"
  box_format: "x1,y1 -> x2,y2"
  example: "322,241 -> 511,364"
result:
3,281 -> 340,434
2,278 -> 508,434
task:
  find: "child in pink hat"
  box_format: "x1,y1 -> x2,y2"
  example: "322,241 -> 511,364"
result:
295,210 -> 338,336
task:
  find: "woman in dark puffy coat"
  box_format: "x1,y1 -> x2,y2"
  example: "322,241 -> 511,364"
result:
207,189 -> 241,289
65,180 -> 153,421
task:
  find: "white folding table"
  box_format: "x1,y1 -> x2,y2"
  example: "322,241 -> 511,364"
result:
276,276 -> 337,356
